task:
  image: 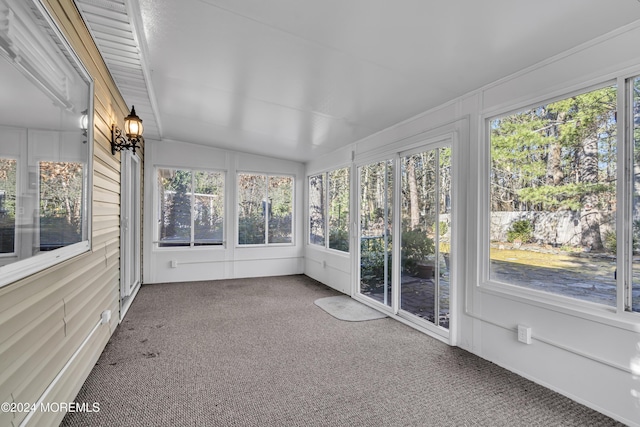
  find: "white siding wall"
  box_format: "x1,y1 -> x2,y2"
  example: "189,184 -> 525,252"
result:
0,0 -> 137,426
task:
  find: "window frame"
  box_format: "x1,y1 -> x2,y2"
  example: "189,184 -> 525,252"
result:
154,166 -> 226,249
308,172 -> 326,247
307,166 -> 351,254
0,155 -> 18,259
0,0 -> 94,289
236,172 -> 295,247
38,158 -> 88,251
479,77 -> 640,326
327,166 -> 351,253
624,73 -> 640,314
0,131 -> 93,290
353,133 -> 457,341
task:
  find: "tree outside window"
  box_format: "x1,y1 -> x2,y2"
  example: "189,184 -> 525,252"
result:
309,174 -> 325,246
308,167 -> 349,252
328,167 -> 350,252
0,159 -> 16,254
158,168 -> 224,247
39,161 -> 84,251
238,173 -> 293,245
631,76 -> 640,312
489,85 -> 617,306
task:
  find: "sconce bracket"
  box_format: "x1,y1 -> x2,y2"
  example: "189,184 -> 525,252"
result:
111,124 -> 143,155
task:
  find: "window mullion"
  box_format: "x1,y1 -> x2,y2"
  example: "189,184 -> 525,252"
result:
391,156 -> 401,314
190,171 -> 195,247
325,172 -> 329,249
434,149 -> 441,323
621,76 -> 633,312
265,175 -> 269,245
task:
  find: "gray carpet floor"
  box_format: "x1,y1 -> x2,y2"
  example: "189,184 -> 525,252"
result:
61,275 -> 623,426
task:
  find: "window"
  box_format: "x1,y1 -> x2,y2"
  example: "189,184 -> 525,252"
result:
488,84 -> 617,307
308,167 -> 350,252
0,131 -> 90,281
328,168 -> 350,251
0,0 -> 92,287
631,76 -> 640,313
0,159 -> 16,255
39,161 -> 84,251
309,174 -> 325,246
157,168 -> 225,247
238,173 -> 293,245
360,160 -> 394,306
357,146 -> 452,330
400,147 -> 451,327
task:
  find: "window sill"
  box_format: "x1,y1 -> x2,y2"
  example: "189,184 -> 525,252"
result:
236,243 -> 295,248
0,241 -> 90,289
479,280 -> 639,332
306,243 -> 350,256
154,243 -> 225,251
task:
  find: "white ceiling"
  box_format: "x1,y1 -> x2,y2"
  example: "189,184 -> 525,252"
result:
77,0 -> 640,163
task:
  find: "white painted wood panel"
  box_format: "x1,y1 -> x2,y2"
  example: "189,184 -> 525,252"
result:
305,19 -> 640,427
144,139 -> 305,283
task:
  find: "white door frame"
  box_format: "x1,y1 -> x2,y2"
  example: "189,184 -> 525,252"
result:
120,150 -> 141,320
353,133 -> 457,345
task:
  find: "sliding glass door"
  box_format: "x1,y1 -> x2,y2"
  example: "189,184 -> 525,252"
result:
400,147 -> 451,328
358,142 -> 452,331
359,160 -> 393,307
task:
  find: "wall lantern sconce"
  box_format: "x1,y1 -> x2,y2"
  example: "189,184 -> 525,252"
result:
80,110 -> 89,135
80,109 -> 89,144
111,105 -> 144,155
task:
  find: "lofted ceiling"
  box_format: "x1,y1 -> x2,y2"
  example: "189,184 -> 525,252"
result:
75,0 -> 640,163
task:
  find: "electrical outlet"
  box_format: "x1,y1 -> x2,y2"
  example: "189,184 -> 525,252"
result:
101,310 -> 111,325
517,325 -> 532,344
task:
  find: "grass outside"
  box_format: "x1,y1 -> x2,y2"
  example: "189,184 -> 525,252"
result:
490,248 -> 586,270
489,244 -> 639,308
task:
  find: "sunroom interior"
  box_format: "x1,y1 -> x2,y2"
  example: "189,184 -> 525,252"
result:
2,0 -> 640,425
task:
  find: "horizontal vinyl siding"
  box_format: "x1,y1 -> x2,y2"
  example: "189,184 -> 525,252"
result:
0,0 -> 143,426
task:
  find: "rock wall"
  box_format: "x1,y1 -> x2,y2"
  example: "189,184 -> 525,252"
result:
490,211 -> 615,248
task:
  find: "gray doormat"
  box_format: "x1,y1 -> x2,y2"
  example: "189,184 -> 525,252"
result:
314,295 -> 388,321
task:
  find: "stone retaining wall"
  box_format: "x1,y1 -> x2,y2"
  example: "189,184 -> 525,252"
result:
490,210 -> 615,247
